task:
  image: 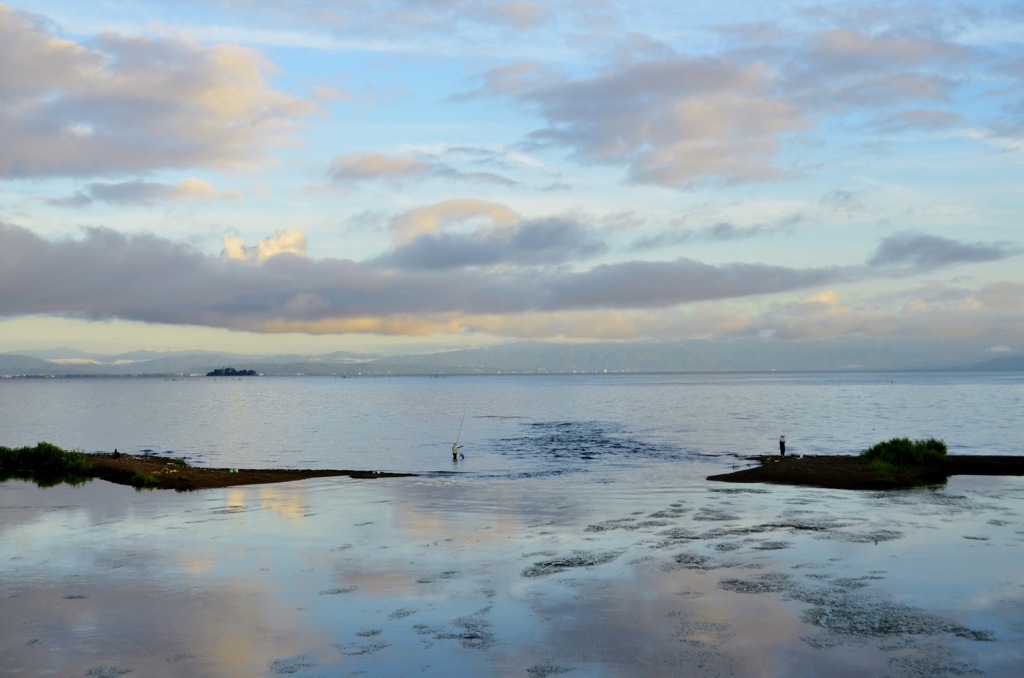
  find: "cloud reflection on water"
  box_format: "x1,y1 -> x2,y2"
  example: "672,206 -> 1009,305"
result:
1,472 -> 1022,676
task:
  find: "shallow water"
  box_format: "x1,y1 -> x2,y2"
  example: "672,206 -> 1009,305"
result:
1,372 -> 1022,474
2,373 -> 1023,676
3,469 -> 1024,676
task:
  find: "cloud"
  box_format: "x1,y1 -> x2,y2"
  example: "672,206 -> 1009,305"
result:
0,221 -> 841,335
819,189 -> 866,211
0,6 -> 316,178
479,2 -> 550,30
222,228 -> 307,262
454,61 -> 557,100
378,216 -> 607,269
45,178 -> 242,207
513,56 -> 810,187
194,0 -> 554,37
42,192 -> 93,209
451,6 -> 1007,188
2,221 -> 1014,340
867,232 -> 1015,269
326,152 -> 516,186
328,152 -> 433,182
311,85 -> 350,101
629,215 -> 802,251
543,258 -> 837,310
389,198 -> 519,243
749,285 -> 1024,341
870,108 -> 963,132
764,23 -> 977,114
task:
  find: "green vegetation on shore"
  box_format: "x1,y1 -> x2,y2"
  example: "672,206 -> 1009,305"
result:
859,437 -> 947,474
0,442 -> 94,487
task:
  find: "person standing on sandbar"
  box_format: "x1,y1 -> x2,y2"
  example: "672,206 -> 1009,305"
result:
452,441 -> 463,462
779,434 -> 786,457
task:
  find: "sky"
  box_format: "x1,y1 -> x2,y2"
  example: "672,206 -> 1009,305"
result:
0,0 -> 1022,355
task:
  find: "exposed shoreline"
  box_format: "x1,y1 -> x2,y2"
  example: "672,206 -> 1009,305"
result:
708,454 -> 1024,490
87,453 -> 414,490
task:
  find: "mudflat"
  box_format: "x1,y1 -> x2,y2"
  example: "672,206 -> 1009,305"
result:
88,453 -> 413,490
708,454 -> 1024,490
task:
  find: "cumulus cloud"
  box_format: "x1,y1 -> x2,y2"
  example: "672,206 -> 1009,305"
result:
326,152 -> 516,186
0,6 -> 316,178
389,198 -> 519,243
732,18 -> 977,116
222,228 -> 307,261
452,4 -> 1007,188
45,178 -> 242,207
512,56 -> 810,187
867,231 -> 1015,269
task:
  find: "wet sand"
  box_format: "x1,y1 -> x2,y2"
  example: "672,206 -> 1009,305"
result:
708,454 -> 1024,490
86,453 -> 413,490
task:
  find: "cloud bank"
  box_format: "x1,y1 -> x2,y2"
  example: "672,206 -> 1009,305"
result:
0,219 -> 1017,340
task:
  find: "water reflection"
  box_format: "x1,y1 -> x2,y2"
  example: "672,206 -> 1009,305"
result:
2,472 -> 1023,676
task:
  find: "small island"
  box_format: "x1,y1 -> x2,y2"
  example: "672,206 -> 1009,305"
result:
1,443 -> 412,491
207,367 -> 258,376
709,437 -> 1024,490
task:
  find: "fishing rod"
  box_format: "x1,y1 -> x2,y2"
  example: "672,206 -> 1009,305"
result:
455,397 -> 470,444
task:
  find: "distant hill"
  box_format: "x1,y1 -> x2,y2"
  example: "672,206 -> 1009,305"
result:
967,353 -> 1024,370
8,347 -> 104,360
375,339 -> 1020,373
0,354 -> 76,375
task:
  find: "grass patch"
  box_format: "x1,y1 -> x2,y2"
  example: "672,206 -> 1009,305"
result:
0,442 -> 94,487
130,472 -> 159,489
859,438 -> 947,472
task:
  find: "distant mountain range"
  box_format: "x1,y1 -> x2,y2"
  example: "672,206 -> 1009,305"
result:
2,339 -> 1022,377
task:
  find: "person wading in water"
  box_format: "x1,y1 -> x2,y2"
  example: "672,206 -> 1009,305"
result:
452,441 -> 463,462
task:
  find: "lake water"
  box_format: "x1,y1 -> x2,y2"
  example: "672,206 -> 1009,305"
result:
2,371 -> 1022,473
2,372 -> 1023,676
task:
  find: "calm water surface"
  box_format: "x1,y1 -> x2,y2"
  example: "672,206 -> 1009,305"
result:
1,372 -> 1022,676
1,371 -> 1021,472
